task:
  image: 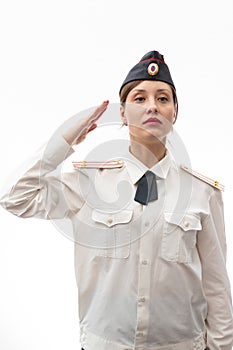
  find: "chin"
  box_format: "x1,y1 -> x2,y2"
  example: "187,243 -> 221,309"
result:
129,124 -> 171,142
131,130 -> 167,145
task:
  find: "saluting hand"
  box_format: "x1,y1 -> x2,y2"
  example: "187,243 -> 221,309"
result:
63,100 -> 109,146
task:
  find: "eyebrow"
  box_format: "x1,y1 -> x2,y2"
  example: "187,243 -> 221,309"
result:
131,89 -> 146,93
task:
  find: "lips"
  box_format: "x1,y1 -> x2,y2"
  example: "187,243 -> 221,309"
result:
143,117 -> 162,125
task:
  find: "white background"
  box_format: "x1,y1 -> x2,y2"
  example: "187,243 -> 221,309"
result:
0,0 -> 233,349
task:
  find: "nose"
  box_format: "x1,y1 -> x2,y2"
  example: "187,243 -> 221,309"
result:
146,98 -> 158,114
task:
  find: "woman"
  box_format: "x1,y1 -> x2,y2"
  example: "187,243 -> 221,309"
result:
1,51 -> 233,350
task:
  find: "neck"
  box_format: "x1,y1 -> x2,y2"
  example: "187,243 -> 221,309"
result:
129,136 -> 167,168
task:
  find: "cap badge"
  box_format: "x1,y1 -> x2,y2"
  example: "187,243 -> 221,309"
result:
147,62 -> 159,76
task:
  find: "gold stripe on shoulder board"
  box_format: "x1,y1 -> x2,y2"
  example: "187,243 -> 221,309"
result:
181,165 -> 225,191
72,160 -> 124,169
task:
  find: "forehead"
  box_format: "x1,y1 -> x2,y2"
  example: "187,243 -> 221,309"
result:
131,80 -> 172,93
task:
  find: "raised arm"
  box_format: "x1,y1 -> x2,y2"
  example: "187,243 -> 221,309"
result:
0,101 -> 109,219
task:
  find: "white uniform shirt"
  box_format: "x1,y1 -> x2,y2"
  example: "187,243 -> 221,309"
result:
0,135 -> 233,350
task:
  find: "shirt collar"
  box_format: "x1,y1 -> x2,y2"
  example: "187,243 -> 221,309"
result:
124,149 -> 172,185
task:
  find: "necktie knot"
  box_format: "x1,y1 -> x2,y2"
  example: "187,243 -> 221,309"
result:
134,170 -> 158,205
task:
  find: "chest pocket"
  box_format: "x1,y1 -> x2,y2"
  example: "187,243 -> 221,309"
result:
161,212 -> 202,263
92,209 -> 133,258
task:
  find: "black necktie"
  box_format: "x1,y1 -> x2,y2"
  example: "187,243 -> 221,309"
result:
134,170 -> 158,205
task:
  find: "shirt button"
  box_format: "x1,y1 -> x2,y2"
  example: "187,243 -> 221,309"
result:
142,260 -> 148,265
137,331 -> 144,337
107,217 -> 113,224
144,222 -> 149,227
139,297 -> 146,302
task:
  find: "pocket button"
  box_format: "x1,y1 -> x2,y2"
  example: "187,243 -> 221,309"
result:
183,221 -> 190,228
107,217 -> 113,224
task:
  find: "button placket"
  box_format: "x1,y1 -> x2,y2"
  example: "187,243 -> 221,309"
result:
134,201 -> 164,349
134,239 -> 151,348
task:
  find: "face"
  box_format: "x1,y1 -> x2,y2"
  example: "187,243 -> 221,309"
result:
121,80 -> 177,144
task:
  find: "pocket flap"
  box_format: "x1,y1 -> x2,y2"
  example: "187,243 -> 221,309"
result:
92,209 -> 133,227
164,212 -> 202,231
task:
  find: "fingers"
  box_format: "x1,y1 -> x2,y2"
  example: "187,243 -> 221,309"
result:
75,123 -> 97,145
87,123 -> 97,133
65,101 -> 109,145
86,100 -> 109,126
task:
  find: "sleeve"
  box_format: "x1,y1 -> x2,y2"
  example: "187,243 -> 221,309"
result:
0,135 -> 86,219
197,189 -> 233,350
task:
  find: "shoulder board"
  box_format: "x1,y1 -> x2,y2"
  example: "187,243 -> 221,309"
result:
180,165 -> 225,191
72,160 -> 124,169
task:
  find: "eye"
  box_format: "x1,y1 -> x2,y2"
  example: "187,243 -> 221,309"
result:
158,96 -> 168,102
134,96 -> 145,103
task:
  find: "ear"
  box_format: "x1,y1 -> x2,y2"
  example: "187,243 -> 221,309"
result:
120,105 -> 128,126
173,106 -> 178,124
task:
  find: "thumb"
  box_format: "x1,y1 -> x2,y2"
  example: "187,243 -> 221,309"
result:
87,123 -> 97,133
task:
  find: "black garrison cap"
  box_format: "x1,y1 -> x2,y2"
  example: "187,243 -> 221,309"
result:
119,51 -> 175,95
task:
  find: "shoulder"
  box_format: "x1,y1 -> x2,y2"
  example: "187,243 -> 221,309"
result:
180,164 -> 224,192
72,160 -> 124,169
71,159 -> 127,181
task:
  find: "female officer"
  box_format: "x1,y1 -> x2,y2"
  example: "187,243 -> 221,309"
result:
1,51 -> 233,350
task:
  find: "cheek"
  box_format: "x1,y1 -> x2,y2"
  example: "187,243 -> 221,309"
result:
124,105 -> 144,124
163,106 -> 176,121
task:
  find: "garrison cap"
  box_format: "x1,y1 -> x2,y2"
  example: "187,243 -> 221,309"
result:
119,51 -> 175,95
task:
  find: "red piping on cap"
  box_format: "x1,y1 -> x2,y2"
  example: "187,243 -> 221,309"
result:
138,57 -> 166,65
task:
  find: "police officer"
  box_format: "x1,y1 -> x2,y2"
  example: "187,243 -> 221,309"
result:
1,51 -> 233,350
